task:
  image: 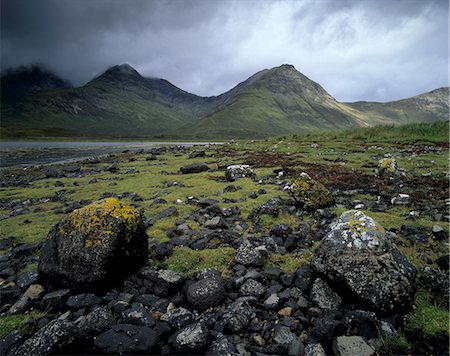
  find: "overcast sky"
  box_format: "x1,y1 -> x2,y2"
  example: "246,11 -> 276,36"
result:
1,0 -> 448,102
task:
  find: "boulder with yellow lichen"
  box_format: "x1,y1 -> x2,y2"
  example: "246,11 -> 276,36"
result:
291,172 -> 334,211
311,210 -> 416,314
38,198 -> 148,290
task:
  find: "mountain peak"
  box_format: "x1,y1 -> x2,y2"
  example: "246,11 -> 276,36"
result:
1,65 -> 71,96
98,64 -> 142,82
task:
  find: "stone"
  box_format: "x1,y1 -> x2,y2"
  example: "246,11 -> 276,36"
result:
187,268 -> 226,310
161,307 -> 195,329
11,319 -> 77,356
304,343 -> 326,356
288,339 -> 305,356
119,305 -> 155,327
273,325 -> 296,345
235,239 -> 263,266
42,288 -> 70,310
17,270 -> 39,289
311,210 -> 416,313
189,150 -> 206,158
180,163 -> 209,174
437,254 -> 449,270
174,322 -> 210,352
94,324 -> 158,354
225,165 -> 254,181
75,307 -> 113,336
308,313 -> 345,346
154,206 -> 178,220
222,298 -> 254,332
333,335 -> 375,356
39,198 -> 148,290
264,293 -> 281,309
204,216 -> 228,229
270,224 -> 293,237
310,278 -> 342,310
240,279 -> 266,297
391,193 -> 410,205
67,293 -> 102,309
377,158 -> 398,175
8,284 -> 45,314
208,333 -> 238,355
291,173 -> 334,211
278,306 -> 293,317
432,225 -> 447,240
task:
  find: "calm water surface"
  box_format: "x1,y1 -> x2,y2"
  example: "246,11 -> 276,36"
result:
0,141 -> 219,168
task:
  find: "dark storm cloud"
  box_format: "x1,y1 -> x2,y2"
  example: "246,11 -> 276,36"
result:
1,0 -> 448,102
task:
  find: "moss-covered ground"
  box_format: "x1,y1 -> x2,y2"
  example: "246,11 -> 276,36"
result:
0,121 -> 448,350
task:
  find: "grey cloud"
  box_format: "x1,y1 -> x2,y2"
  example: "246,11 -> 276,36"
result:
1,0 -> 448,102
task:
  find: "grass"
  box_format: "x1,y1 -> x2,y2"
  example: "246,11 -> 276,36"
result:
164,247 -> 235,275
405,289 -> 449,338
0,312 -> 43,339
265,252 -> 312,273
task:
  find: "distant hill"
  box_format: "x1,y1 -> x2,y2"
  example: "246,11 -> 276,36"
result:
1,63 -> 448,138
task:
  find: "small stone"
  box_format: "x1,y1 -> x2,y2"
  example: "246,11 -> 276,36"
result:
67,293 -> 102,309
264,293 -> 280,309
333,335 -> 375,356
310,278 -> 341,310
235,239 -> 263,266
304,343 -> 326,356
273,325 -> 296,345
174,322 -> 210,352
254,334 -> 265,346
24,284 -> 45,300
278,306 -> 293,317
239,279 -> 266,297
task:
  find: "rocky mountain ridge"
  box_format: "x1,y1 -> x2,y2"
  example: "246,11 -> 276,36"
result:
1,64 -> 448,138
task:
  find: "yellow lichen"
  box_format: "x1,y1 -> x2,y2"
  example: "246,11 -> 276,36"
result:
379,159 -> 396,172
292,175 -> 334,211
62,198 -> 141,248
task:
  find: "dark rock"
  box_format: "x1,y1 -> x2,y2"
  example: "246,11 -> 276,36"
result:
273,325 -> 297,345
42,288 -> 71,311
67,293 -> 102,309
308,313 -> 345,348
204,216 -> 228,229
11,319 -> 77,356
189,150 -> 206,158
0,236 -> 14,249
187,268 -> 226,310
222,297 -> 254,332
95,324 -> 158,354
174,322 -> 210,352
235,239 -> 263,266
271,224 -> 293,237
312,210 -> 416,313
180,163 -> 209,174
249,198 -> 281,219
75,307 -> 113,336
432,225 -> 447,240
437,254 -> 449,270
63,165 -> 80,173
288,339 -> 305,356
161,307 -> 195,329
17,270 -> 39,289
264,267 -> 282,279
39,198 -> 148,290
304,343 -> 326,356
119,304 -> 156,327
310,278 -> 342,311
208,333 -> 239,356
154,206 -> 178,220
240,279 -> 266,296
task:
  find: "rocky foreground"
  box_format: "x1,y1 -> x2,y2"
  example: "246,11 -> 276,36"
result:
0,141 -> 448,355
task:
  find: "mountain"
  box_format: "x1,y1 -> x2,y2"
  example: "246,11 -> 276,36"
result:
1,64 -> 448,138
1,65 -> 72,98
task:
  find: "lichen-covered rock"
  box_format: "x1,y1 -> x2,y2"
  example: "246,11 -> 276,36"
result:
311,210 -> 416,313
378,158 -> 397,174
222,297 -> 255,332
291,173 -> 334,211
310,278 -> 342,310
187,268 -> 226,310
225,165 -> 255,181
333,335 -> 375,356
38,198 -> 148,290
174,322 -> 210,352
235,239 -> 263,266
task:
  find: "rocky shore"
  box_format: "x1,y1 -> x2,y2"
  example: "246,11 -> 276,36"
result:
0,140 -> 448,355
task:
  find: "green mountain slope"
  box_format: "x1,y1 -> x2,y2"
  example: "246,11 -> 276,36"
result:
1,64 -> 205,138
345,87 -> 449,125
1,63 -> 448,139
